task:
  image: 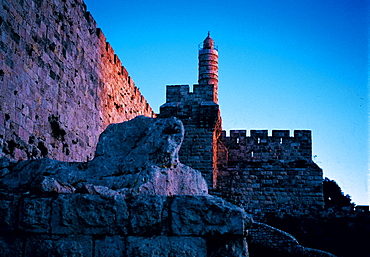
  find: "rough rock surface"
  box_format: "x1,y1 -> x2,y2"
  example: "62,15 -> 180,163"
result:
248,222 -> 337,257
0,116 -> 208,196
0,192 -> 251,257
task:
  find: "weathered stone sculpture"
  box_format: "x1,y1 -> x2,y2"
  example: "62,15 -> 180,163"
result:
0,116 -> 208,196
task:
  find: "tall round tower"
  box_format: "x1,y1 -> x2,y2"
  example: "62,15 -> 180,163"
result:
198,32 -> 219,102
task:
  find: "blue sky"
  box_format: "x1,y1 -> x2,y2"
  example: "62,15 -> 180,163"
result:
84,0 -> 369,205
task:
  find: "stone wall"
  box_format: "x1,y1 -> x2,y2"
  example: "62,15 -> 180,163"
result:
216,161 -> 324,220
160,84 -> 324,220
0,0 -> 155,162
160,84 -> 222,189
220,129 -> 312,163
1,0 -> 327,235
0,192 -> 249,257
215,129 -> 324,220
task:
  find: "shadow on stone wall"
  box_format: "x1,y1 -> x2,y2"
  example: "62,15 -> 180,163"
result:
261,211 -> 370,257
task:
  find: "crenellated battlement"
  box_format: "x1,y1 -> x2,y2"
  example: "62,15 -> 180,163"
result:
224,129 -> 311,140
216,128 -> 323,219
220,129 -> 312,162
165,84 -> 216,103
161,84 -> 219,129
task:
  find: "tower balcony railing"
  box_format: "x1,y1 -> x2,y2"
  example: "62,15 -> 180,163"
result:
198,43 -> 218,51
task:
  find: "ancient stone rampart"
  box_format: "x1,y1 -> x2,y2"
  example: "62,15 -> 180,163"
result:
164,84 -> 217,104
216,161 -> 324,220
159,84 -> 324,219
0,0 -> 155,163
216,130 -> 324,220
220,129 -> 312,163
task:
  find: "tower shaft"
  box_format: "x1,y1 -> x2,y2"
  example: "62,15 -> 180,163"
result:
198,32 -> 219,103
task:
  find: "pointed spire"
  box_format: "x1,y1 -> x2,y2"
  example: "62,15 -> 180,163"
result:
203,32 -> 214,49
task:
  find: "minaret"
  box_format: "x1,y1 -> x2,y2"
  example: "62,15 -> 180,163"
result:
198,32 -> 219,103
160,33 -> 222,190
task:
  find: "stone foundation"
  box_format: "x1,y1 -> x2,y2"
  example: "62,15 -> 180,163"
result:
0,192 -> 250,257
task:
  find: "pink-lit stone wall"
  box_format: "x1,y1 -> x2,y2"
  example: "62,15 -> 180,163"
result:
0,0 -> 155,162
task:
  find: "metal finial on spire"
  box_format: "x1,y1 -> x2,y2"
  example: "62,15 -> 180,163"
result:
208,31 -> 210,36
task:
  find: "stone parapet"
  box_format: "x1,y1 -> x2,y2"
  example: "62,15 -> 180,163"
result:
220,129 -> 312,162
164,84 -> 216,104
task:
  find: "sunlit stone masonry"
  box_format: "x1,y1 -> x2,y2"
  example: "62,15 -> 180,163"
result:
0,0 -> 155,163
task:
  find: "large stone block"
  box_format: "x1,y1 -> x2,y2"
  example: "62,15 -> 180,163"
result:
19,196 -> 52,233
129,195 -> 169,235
126,236 -> 207,257
51,194 -> 128,235
24,235 -> 93,257
94,236 -> 125,257
0,236 -> 23,257
171,195 -> 251,236
0,117 -> 208,197
0,191 -> 19,233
